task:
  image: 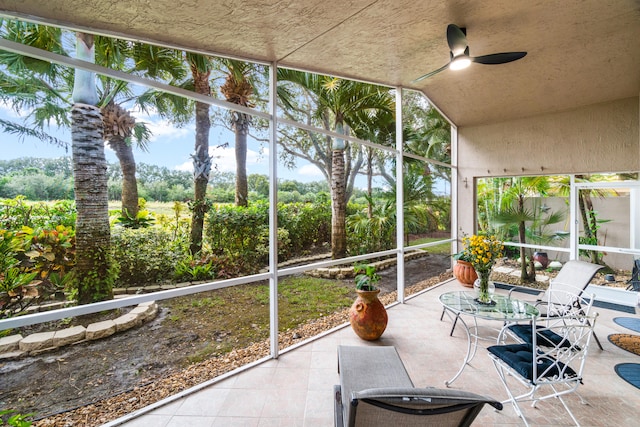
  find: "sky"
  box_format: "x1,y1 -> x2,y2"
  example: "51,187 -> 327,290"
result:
0,101 -> 327,183
0,101 -> 447,193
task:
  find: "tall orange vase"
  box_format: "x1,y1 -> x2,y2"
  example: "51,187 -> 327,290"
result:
349,289 -> 388,340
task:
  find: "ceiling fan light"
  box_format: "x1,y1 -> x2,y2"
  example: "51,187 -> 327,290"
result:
450,56 -> 471,71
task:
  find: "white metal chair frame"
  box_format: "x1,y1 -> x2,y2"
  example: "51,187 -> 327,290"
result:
497,286 -> 596,345
488,310 -> 599,427
507,260 -> 604,349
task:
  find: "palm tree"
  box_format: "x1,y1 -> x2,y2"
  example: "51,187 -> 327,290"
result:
98,43 -> 184,219
0,21 -> 185,301
0,21 -> 183,219
0,21 -> 112,303
491,176 -> 563,282
186,53 -> 215,255
218,59 -> 257,207
277,71 -> 394,258
70,31 -> 113,304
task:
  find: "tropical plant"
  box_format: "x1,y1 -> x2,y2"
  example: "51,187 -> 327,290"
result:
218,59 -> 260,207
0,20 -> 183,219
174,254 -> 215,282
353,263 -> 380,291
69,31 -> 114,304
0,409 -> 32,427
277,70 -> 394,258
552,174 -> 617,265
0,21 -> 184,302
0,230 -> 38,317
486,176 -> 559,282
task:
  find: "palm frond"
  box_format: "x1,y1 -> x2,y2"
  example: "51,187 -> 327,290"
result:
0,118 -> 69,148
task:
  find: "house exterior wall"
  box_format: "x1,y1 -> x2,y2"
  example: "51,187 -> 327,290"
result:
519,195 -> 631,270
455,96 -> 640,257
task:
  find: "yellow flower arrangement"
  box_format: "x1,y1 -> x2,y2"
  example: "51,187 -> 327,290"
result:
461,234 -> 504,273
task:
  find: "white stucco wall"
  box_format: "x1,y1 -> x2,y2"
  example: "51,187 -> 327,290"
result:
455,96 -> 640,254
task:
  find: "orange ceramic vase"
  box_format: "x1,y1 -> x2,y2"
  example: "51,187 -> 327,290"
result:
453,260 -> 478,287
349,289 -> 388,341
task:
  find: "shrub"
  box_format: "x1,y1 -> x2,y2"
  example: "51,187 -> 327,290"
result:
0,197 -> 76,230
111,227 -> 188,287
277,201 -> 331,255
205,202 -> 270,268
0,230 -> 39,318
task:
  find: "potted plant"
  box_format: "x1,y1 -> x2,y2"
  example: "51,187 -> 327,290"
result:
452,250 -> 478,287
349,263 -> 388,340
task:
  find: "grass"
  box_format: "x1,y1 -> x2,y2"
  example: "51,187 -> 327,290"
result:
163,275 -> 354,366
409,236 -> 452,255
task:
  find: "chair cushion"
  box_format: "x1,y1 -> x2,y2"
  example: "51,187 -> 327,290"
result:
507,324 -> 571,348
487,344 -> 577,383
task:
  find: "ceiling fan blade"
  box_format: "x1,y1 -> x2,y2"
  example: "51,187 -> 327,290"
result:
473,51 -> 527,65
447,24 -> 467,55
412,63 -> 449,82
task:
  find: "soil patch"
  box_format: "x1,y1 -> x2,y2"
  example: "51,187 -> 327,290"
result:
1,254 -> 451,426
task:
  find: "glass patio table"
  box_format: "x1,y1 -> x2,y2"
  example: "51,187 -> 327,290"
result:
439,290 -> 539,386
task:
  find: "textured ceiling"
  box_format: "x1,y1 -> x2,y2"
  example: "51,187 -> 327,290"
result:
0,0 -> 639,126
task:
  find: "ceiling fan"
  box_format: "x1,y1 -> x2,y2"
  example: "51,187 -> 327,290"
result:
413,24 -> 527,82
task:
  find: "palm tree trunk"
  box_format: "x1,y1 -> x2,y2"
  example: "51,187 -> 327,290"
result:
331,149 -> 347,258
189,68 -> 212,255
72,104 -> 112,304
366,147 -> 373,218
234,113 -> 249,207
110,136 -> 139,218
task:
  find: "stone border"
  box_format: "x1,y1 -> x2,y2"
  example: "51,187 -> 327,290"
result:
306,250 -> 430,279
0,301 -> 158,360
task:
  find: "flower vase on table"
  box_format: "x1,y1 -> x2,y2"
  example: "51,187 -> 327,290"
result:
460,233 -> 503,305
473,269 -> 495,305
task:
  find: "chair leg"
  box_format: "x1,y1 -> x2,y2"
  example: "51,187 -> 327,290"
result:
584,316 -> 603,350
491,359 -> 531,427
556,393 -> 581,426
592,330 -> 603,351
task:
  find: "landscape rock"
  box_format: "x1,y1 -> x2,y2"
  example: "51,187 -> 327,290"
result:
0,334 -> 22,353
19,331 -> 55,352
53,326 -> 86,347
86,320 -> 117,340
113,313 -> 141,332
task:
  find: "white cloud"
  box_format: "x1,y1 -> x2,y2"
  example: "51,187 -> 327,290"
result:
174,144 -> 265,173
297,163 -> 323,178
175,160 -> 192,172
131,108 -> 192,142
139,117 -> 192,142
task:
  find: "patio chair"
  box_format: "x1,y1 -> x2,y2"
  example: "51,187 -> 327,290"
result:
335,386 -> 503,427
507,260 -> 604,349
335,345 -> 502,427
488,311 -> 599,427
625,258 -> 640,291
498,288 -> 596,349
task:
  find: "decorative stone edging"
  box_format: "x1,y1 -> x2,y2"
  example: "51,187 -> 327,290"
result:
0,301 -> 158,360
306,250 -> 430,280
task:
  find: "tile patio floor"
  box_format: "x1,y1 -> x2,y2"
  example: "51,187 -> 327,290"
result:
111,279 -> 640,427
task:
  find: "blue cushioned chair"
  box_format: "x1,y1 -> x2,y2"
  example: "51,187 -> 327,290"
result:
506,260 -> 603,349
499,287 -> 595,350
488,311 -> 599,427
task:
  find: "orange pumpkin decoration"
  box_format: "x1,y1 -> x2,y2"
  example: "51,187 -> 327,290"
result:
453,260 -> 477,287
